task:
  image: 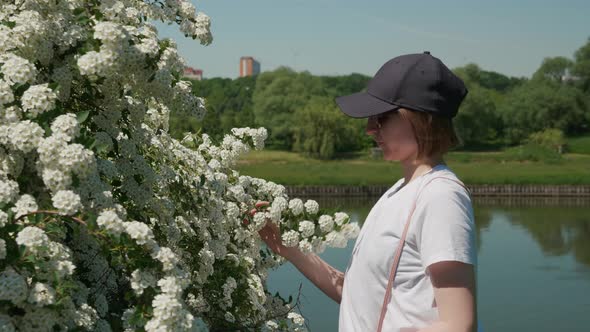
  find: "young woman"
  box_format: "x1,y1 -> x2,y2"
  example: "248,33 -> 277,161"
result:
258,52 -> 478,332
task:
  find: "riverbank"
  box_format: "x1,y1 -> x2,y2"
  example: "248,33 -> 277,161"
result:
236,150 -> 590,185
284,184 -> 590,197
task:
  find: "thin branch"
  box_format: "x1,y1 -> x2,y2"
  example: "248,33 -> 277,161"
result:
14,210 -> 87,226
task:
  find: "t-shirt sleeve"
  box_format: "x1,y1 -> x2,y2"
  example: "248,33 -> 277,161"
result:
415,181 -> 477,272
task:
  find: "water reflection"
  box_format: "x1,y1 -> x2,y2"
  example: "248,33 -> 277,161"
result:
313,195 -> 590,268
266,196 -> 590,332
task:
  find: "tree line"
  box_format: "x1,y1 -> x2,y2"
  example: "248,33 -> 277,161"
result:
171,37 -> 590,159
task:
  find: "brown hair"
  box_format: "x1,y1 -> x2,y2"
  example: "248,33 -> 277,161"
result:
397,108 -> 460,160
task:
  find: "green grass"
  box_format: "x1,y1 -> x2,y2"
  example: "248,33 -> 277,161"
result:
236,150 -> 590,185
567,135 -> 590,155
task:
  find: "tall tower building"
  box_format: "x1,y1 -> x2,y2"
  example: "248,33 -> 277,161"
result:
239,56 -> 260,77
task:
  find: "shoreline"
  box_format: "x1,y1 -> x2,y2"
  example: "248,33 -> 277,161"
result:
285,184 -> 590,197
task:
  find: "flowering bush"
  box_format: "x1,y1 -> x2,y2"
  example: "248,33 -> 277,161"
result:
0,1 -> 360,331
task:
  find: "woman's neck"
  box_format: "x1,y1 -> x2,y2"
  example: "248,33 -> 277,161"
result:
400,156 -> 445,184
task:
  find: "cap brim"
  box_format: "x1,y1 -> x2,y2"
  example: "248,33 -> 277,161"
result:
335,92 -> 399,118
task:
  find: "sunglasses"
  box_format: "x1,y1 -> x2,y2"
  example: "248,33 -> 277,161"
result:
372,111 -> 398,129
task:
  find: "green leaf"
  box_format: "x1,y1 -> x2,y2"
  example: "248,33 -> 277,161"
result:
77,16 -> 90,25
76,110 -> 90,124
1,20 -> 16,28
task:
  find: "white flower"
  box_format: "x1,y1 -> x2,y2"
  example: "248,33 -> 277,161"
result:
51,113 -> 80,140
311,236 -> 326,254
9,120 -> 44,153
318,215 -> 334,233
97,210 -> 125,236
281,230 -> 300,248
37,134 -> 69,167
0,53 -> 36,84
51,190 -> 82,215
304,199 -> 319,215
145,294 -> 192,331
16,226 -> 49,254
0,79 -> 14,105
94,22 -> 127,46
41,168 -> 72,192
0,178 -> 19,204
0,24 -> 16,52
28,282 -> 56,306
157,276 -> 184,297
125,221 -> 154,245
334,212 -> 349,226
325,231 -> 347,248
0,105 -> 21,123
73,303 -> 99,329
288,312 -> 305,326
265,320 -> 279,330
58,143 -> 95,177
130,269 -> 156,296
0,210 -> 7,228
298,239 -> 313,255
222,277 -> 237,305
224,312 -> 235,323
153,247 -> 178,271
252,212 -> 268,231
341,223 -> 361,239
288,198 -> 304,216
11,194 -> 38,218
77,49 -> 117,78
21,83 -> 57,117
298,220 -> 315,238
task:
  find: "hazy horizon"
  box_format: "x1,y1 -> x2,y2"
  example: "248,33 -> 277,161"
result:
154,0 -> 589,80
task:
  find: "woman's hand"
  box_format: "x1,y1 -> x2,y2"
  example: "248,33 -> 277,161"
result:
252,201 -> 297,259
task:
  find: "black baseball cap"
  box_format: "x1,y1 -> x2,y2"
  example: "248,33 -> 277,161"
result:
335,51 -> 468,119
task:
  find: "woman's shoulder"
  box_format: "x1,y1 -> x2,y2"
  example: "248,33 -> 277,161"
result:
420,169 -> 470,201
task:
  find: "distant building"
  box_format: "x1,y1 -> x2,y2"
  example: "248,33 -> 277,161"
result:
183,67 -> 203,80
239,56 -> 260,77
560,68 -> 580,83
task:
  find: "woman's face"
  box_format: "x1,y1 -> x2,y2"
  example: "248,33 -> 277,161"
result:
366,110 -> 418,162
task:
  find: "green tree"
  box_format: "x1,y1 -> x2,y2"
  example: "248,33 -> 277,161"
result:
526,128 -> 566,153
532,56 -> 574,83
572,37 -> 590,91
252,67 -> 324,150
169,76 -> 257,141
454,63 -> 525,92
320,73 -> 370,97
498,80 -> 588,144
293,96 -> 364,159
454,85 -> 502,149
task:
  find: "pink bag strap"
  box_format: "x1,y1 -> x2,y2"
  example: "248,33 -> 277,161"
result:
376,176 -> 471,332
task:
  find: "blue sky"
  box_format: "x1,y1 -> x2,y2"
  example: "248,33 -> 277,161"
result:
154,0 -> 590,79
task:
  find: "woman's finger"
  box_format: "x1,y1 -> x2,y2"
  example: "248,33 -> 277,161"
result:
255,201 -> 270,209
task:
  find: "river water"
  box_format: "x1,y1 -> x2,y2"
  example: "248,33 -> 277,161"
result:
266,196 -> 590,331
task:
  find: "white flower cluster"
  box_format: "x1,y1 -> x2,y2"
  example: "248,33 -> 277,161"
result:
51,190 -> 82,215
21,83 -> 57,118
251,193 -> 358,256
0,1 -> 359,330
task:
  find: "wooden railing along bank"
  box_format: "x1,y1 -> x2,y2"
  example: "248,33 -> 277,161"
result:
285,184 -> 590,197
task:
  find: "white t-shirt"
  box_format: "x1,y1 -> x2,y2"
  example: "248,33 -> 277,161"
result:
339,164 -> 477,332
